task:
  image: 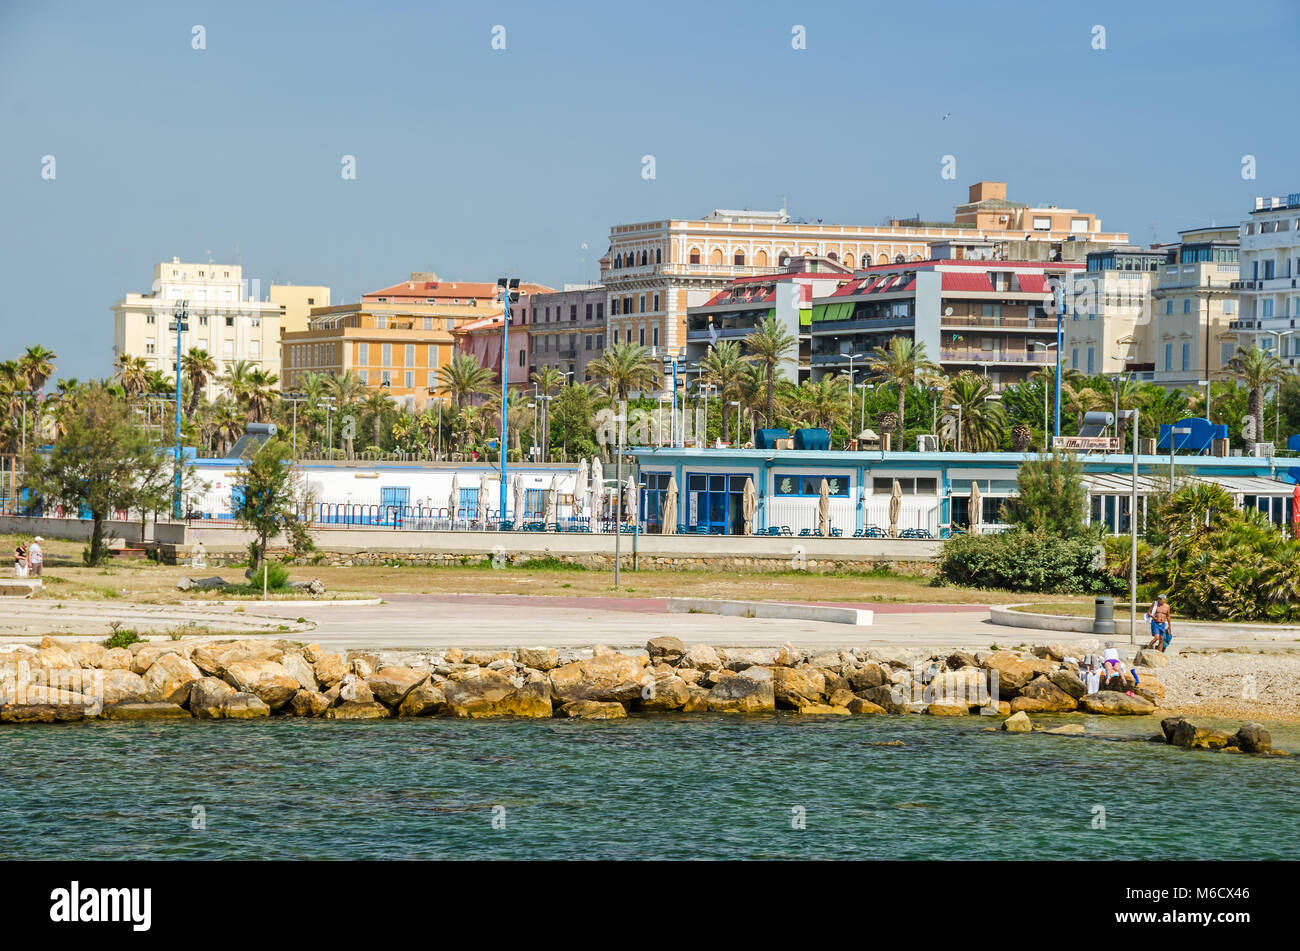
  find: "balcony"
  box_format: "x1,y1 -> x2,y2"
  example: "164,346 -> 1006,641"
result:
940,349 -> 1053,365
939,315 -> 1047,330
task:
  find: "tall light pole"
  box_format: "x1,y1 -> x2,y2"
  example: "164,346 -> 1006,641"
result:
1119,407 -> 1140,644
1030,340 -> 1058,449
728,400 -> 741,446
320,396 -> 336,454
498,277 -> 520,525
614,398 -> 626,588
949,403 -> 963,452
168,300 -> 189,519
1053,282 -> 1065,440
1269,329 -> 1296,444
282,394 -> 307,459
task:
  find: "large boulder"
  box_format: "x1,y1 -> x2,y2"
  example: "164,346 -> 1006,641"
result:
724,648 -> 777,671
646,637 -> 686,666
442,668 -> 512,717
635,673 -> 691,712
190,677 -> 238,718
1001,711 -> 1033,733
0,686 -> 94,722
99,648 -> 135,670
926,667 -> 988,706
98,669 -> 148,705
682,685 -> 710,712
1169,720 -> 1235,750
142,654 -> 203,705
1030,643 -> 1070,662
706,667 -> 775,713
289,689 -> 331,718
490,682 -> 553,718
1078,692 -> 1156,715
222,693 -> 271,718
679,644 -> 722,671
859,684 -> 911,715
978,651 -> 1053,693
368,667 -> 429,709
772,666 -> 827,709
313,653 -> 348,689
516,647 -> 560,671
847,698 -> 887,714
223,659 -> 300,711
102,702 -> 191,720
68,643 -> 107,669
1134,649 -> 1169,668
1048,669 -> 1088,700
945,650 -> 979,670
129,644 -> 180,676
1234,723 -> 1273,754
280,653 -> 320,693
398,682 -> 447,717
558,700 -> 627,719
793,703 -> 850,716
926,700 -> 970,716
848,663 -> 890,692
548,653 -> 649,704
34,646 -> 78,672
1009,676 -> 1077,713
326,700 -> 390,720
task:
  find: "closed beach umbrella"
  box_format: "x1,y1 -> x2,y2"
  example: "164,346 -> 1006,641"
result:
625,474 -> 638,527
742,477 -> 757,536
662,474 -> 678,535
477,475 -> 492,527
448,473 -> 461,527
573,458 -> 588,517
970,481 -> 982,534
889,478 -> 902,538
543,475 -> 558,527
818,478 -> 831,536
513,473 -> 526,524
590,457 -> 604,528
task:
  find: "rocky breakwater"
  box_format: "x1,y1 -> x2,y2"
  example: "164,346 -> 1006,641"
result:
0,636 -> 1171,724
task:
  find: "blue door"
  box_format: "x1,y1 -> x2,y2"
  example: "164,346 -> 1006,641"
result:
688,473 -> 748,534
381,486 -> 410,524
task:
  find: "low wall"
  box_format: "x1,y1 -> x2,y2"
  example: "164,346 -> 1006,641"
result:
0,515 -> 187,547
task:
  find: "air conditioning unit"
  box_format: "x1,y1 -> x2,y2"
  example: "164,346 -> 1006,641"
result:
917,434 -> 939,452
1250,442 -> 1275,457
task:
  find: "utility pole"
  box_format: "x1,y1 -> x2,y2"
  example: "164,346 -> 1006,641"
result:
169,301 -> 189,519
614,398 -> 626,588
1120,408 -> 1139,644
498,277 -> 520,526
1054,283 -> 1064,440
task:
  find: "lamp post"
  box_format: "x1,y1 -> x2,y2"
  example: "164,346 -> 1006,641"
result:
1030,340 -> 1058,450
614,399 -> 626,589
1119,407 -> 1140,644
282,394 -> 307,459
168,301 -> 189,519
1268,330 -> 1296,444
1053,282 -> 1065,439
319,396 -> 336,454
856,383 -> 871,436
949,403 -> 963,453
728,400 -> 741,447
497,277 -> 521,525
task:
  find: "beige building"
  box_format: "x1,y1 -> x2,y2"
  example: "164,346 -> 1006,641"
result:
1065,247 -> 1165,378
1145,227 -> 1241,388
603,182 -> 1126,376
270,284 -> 331,335
112,257 -> 282,399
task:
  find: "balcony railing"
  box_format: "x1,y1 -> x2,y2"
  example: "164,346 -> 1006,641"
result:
940,349 -> 1052,364
939,315 -> 1047,329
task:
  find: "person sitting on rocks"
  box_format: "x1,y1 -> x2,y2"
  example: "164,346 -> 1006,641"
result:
1101,642 -> 1126,690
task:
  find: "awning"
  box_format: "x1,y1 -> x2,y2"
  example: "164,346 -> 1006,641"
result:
1083,473 -> 1293,496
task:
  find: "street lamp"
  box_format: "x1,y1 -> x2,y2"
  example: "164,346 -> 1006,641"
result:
282,393 -> 308,459
497,277 -> 521,525
1119,407 -> 1140,644
856,383 -> 872,437
167,301 -> 189,519
1268,330 -> 1296,444
1169,425 -> 1192,486
728,400 -> 741,447
319,396 -> 336,453
949,403 -> 963,453
1030,340 -> 1058,450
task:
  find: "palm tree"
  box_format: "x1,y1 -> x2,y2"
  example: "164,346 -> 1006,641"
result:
17,345 -> 56,401
323,371 -> 364,457
741,316 -> 798,428
360,389 -> 392,448
943,371 -> 1006,451
115,354 -> 150,399
866,336 -> 938,448
439,353 -> 497,408
530,366 -> 567,454
699,340 -> 748,442
1061,381 -> 1107,434
208,401 -> 242,456
789,375 -> 851,436
1224,345 -> 1286,445
181,348 -> 216,418
587,341 -> 658,403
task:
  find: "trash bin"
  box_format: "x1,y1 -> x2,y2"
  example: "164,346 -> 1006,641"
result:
1092,596 -> 1115,635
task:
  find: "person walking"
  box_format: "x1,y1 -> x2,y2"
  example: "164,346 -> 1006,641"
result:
27,537 -> 43,578
14,541 -> 28,579
1143,594 -> 1172,652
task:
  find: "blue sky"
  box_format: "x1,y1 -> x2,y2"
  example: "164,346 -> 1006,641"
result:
2,0 -> 1297,381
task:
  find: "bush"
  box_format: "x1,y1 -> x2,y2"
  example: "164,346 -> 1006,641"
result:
246,561 -> 291,590
936,529 -> 1123,595
103,627 -> 142,649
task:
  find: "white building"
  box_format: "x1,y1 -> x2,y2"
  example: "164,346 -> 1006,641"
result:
112,257 -> 283,398
1235,193 -> 1300,366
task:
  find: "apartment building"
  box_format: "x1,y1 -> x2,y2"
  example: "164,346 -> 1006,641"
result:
1145,226 -> 1241,387
808,247 -> 1082,390
602,182 -> 1127,375
112,257 -> 282,399
270,284 -> 331,334
522,284 -> 606,383
1233,191 -> 1300,366
1065,247 -> 1165,379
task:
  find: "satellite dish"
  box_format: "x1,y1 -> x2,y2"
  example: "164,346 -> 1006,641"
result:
944,307 -> 953,316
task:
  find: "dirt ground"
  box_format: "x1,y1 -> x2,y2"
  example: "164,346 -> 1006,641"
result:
3,534 -> 1086,608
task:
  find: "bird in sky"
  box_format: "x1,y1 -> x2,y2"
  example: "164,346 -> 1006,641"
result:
942,113 -> 951,120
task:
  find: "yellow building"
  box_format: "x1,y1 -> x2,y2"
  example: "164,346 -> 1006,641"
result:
270,284 -> 331,335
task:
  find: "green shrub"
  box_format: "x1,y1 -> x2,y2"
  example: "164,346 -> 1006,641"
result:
936,529 -> 1123,595
103,628 -> 142,649
248,561 -> 290,590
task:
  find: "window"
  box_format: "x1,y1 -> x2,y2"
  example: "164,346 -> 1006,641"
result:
358,342 -> 369,365
518,350 -> 525,367
1165,300 -> 1173,315
733,251 -> 746,266
776,475 -> 850,497
1165,343 -> 1172,370
446,318 -> 455,331
1087,347 -> 1094,374
359,370 -> 368,383
653,293 -> 660,311
1262,300 -> 1274,318
250,340 -> 260,358
145,338 -> 155,354
639,295 -> 646,313
428,344 -> 440,367
1071,348 -> 1078,369
1181,343 -> 1190,371
225,316 -> 234,327
689,249 -> 701,264
872,477 -> 937,494
223,341 -> 234,358
250,316 -> 260,327
1183,299 -> 1191,314
1221,342 -> 1235,364
638,327 -> 645,346
382,343 -> 392,366
1032,216 -> 1052,230
585,335 -> 592,351
428,371 -> 437,387
1223,299 -> 1236,315
586,303 -> 592,320
307,297 -> 314,306
405,344 -> 415,366
611,299 -> 619,316
199,315 -> 208,326
381,370 -> 392,386
652,326 -> 660,347
405,371 -> 414,388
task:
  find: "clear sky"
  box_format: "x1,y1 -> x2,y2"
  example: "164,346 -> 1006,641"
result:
2,0 -> 1297,381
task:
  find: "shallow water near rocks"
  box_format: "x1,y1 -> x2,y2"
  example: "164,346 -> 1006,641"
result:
2,714 -> 1296,860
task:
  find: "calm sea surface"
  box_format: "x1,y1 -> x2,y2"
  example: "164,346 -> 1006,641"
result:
2,714 -> 1296,860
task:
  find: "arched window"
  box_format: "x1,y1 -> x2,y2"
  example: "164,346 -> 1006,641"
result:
754,249 -> 769,268
894,253 -> 906,264
710,248 -> 724,266
640,250 -> 648,266
655,248 -> 662,264
877,253 -> 889,265
778,251 -> 790,266
843,254 -> 856,269
614,254 -> 623,268
733,250 -> 746,266
689,247 -> 701,264
827,251 -> 838,261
